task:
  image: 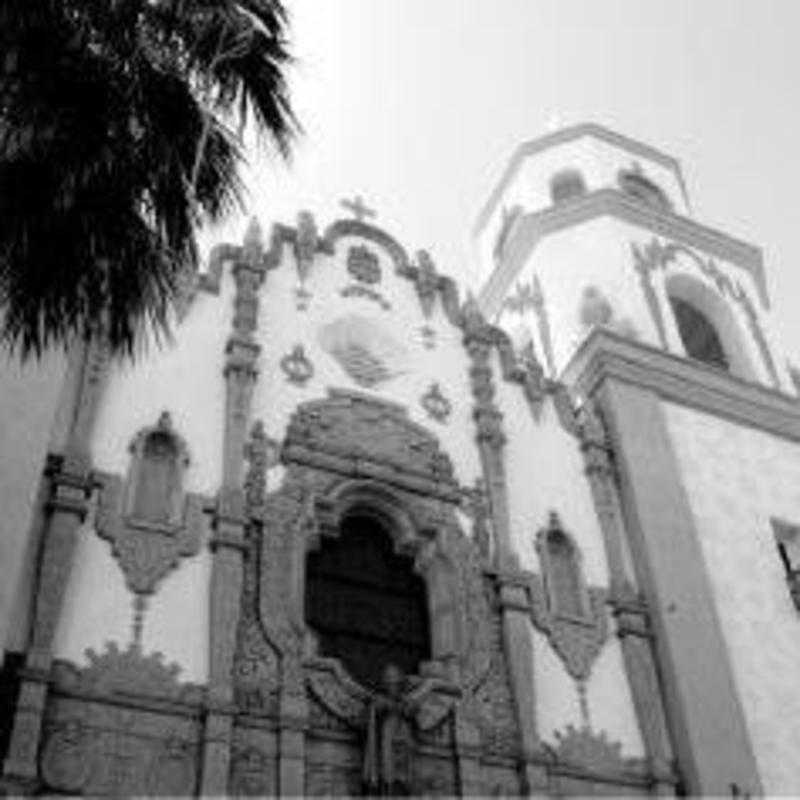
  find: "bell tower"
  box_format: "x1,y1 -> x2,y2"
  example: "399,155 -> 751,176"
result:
474,124 -> 800,795
472,123 -> 789,393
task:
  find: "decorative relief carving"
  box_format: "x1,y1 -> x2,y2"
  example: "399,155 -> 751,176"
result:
282,390 -> 458,492
550,724 -> 630,776
421,382 -> 452,424
340,283 -> 392,310
503,280 -> 536,316
280,344 -> 314,386
319,314 -> 407,388
39,704 -> 199,797
40,718 -> 90,792
95,414 -> 208,621
95,472 -> 207,598
229,746 -> 276,796
243,420 -> 279,517
347,244 -> 382,284
51,641 -> 203,704
529,513 -> 609,683
254,395 -> 496,766
413,250 -> 440,319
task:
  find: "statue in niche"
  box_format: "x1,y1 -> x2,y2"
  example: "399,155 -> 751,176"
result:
362,664 -> 424,796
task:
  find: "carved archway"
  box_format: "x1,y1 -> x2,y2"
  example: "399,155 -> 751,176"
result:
257,390 -> 493,726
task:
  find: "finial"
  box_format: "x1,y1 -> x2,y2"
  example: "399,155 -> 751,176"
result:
243,216 -> 263,249
340,194 -> 376,222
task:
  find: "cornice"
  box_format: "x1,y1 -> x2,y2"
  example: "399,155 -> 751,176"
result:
564,329 -> 800,443
479,188 -> 768,317
473,123 -> 688,237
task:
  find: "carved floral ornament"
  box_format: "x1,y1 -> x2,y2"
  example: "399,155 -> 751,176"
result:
280,343 -> 314,386
420,382 -> 452,424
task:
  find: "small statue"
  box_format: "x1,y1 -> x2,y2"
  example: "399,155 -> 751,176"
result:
362,664 -> 419,797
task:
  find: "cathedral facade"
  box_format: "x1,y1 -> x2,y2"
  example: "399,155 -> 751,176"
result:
1,123 -> 799,796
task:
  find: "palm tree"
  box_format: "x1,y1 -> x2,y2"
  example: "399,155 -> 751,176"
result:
0,0 -> 297,357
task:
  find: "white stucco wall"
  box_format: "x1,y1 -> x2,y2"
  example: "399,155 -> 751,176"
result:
251,232 -> 482,491
664,402 -> 800,793
52,275 -> 234,682
495,216 -> 786,395
494,360 -> 644,756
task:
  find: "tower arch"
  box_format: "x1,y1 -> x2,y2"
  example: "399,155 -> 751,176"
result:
665,271 -> 754,379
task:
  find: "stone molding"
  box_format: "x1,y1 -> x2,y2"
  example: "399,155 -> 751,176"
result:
281,388 -> 460,501
473,122 -> 690,237
565,328 -> 800,444
479,188 -> 768,317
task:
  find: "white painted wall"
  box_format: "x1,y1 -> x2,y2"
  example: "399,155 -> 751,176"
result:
664,402 -> 800,793
52,272 -> 234,681
494,356 -> 644,756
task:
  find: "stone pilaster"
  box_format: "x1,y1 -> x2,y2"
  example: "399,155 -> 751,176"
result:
462,305 -> 546,793
201,220 -> 265,796
577,403 -> 675,792
453,710 -> 485,796
2,334 -> 107,793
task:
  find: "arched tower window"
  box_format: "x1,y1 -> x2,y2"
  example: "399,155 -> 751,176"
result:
550,169 -> 586,204
669,295 -> 730,371
305,513 -> 431,690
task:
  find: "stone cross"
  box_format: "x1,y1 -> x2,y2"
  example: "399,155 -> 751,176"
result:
341,195 -> 376,222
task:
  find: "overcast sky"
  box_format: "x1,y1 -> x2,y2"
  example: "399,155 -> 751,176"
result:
204,0 -> 800,363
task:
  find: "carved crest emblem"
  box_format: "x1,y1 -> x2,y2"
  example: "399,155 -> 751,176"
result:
347,245 -> 381,284
280,344 -> 314,386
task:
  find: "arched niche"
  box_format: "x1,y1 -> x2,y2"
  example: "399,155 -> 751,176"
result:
125,411 -> 190,525
665,271 -> 755,380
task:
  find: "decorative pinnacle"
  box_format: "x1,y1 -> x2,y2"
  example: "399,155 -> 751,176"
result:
340,194 -> 376,222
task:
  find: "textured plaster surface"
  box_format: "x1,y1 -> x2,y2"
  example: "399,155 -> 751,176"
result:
665,402 -> 800,793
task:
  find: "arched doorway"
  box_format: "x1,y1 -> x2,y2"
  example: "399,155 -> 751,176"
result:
305,512 -> 431,691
